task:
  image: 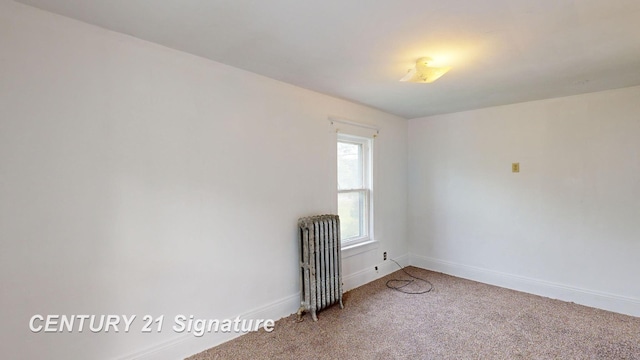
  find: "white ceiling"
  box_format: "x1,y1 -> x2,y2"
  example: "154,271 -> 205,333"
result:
16,0 -> 640,119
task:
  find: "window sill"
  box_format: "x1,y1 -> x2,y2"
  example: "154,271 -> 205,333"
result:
341,239 -> 379,259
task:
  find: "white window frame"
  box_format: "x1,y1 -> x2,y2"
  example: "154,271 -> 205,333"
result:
337,133 -> 373,247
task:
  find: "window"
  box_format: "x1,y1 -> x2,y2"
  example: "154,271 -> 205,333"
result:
337,133 -> 372,245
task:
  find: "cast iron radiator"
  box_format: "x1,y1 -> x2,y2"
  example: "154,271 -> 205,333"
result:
296,214 -> 344,321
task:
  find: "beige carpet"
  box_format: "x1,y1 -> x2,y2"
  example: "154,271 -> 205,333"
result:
188,267 -> 640,359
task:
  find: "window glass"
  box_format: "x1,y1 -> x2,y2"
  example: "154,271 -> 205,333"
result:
337,142 -> 363,190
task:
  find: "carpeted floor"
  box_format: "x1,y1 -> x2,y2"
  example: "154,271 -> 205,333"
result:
187,267 -> 640,359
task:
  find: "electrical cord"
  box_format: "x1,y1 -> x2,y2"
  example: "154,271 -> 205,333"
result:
385,259 -> 434,294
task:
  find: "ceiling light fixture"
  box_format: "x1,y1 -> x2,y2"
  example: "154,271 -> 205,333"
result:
400,57 -> 451,83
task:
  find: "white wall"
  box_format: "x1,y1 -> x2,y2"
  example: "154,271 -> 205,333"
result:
0,1 -> 408,359
408,85 -> 640,316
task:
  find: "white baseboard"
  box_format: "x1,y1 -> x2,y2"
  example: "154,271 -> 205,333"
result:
342,253 -> 410,292
116,293 -> 300,360
117,253 -> 638,359
116,254 -> 411,360
410,254 -> 640,318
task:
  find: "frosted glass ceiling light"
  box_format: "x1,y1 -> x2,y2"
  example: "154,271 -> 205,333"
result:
400,57 -> 451,83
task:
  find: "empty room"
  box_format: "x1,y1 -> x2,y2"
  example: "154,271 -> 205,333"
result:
2,0 -> 639,359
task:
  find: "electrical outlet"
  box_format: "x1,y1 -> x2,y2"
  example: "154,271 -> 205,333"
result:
383,252 -> 387,261
512,162 -> 520,173
374,266 -> 378,273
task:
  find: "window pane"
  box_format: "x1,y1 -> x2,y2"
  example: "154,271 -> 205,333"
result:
337,142 -> 363,190
338,191 -> 363,240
